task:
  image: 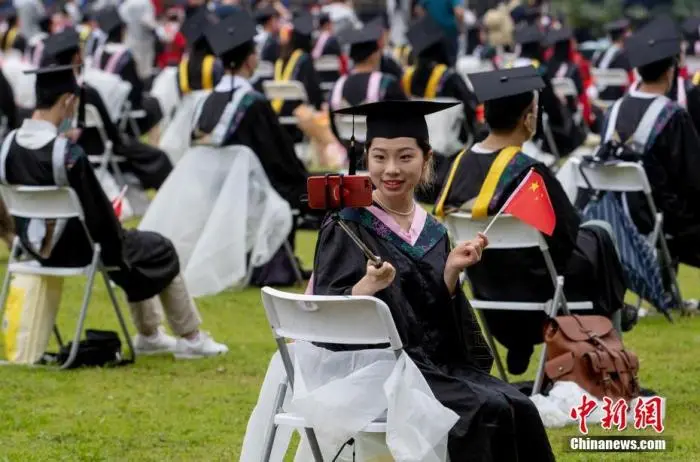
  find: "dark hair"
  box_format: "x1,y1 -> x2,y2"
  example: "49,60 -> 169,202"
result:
350,42 -> 379,63
36,85 -> 76,110
106,25 -> 123,44
418,41 -> 449,66
225,40 -> 256,71
519,42 -> 542,61
609,29 -> 626,42
638,57 -> 675,83
42,47 -> 80,67
280,30 -> 311,61
484,92 -> 535,132
552,40 -> 570,62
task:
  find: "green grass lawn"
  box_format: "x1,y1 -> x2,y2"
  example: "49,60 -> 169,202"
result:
0,228 -> 698,461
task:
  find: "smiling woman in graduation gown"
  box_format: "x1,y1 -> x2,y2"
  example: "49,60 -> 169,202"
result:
435,66 -> 626,374
314,100 -> 555,461
1,65 -> 179,303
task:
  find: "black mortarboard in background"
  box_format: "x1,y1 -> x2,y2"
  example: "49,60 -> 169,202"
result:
334,100 -> 460,142
25,64 -> 81,108
606,18 -> 631,34
514,24 -> 544,46
624,15 -> 681,68
546,26 -> 572,46
38,15 -> 52,34
181,8 -> 214,45
41,28 -> 81,66
343,21 -> 382,62
468,66 -> 545,103
682,17 -> 700,40
96,7 -> 123,34
292,11 -> 314,37
406,14 -> 445,57
205,10 -> 256,67
254,5 -> 278,24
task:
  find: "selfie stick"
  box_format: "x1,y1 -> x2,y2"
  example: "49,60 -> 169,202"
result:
334,217 -> 383,268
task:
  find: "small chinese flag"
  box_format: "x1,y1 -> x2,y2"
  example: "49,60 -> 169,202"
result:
112,186 -> 128,220
503,168 -> 556,236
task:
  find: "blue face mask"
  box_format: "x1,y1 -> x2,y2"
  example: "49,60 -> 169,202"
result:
57,118 -> 73,134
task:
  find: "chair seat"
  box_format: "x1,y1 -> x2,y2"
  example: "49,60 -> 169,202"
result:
9,261 -> 90,276
129,110 -> 147,119
472,299 -> 594,311
88,155 -> 127,164
274,412 -> 387,433
320,82 -> 335,91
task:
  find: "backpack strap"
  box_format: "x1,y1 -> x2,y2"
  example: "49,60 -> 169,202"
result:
425,64 -> 448,98
472,146 -> 521,218
0,129 -> 17,184
630,96 -> 671,150
366,72 -> 382,102
330,75 -> 348,111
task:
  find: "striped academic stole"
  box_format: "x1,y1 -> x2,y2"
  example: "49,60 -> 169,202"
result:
271,49 -> 304,113
435,146 -> 535,218
401,64 -> 449,98
178,55 -> 216,94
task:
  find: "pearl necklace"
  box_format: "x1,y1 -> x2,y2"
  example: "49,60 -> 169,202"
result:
374,195 -> 416,217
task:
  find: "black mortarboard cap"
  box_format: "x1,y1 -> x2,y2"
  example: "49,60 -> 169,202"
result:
205,10 -> 256,63
682,17 -> 700,39
181,8 -> 213,45
342,21 -> 382,47
292,11 -> 314,37
468,66 -> 545,103
547,26 -> 572,46
334,100 -> 460,142
624,15 -> 681,68
254,5 -> 278,23
605,18 -> 630,34
25,64 -> 81,98
406,14 -> 445,57
318,13 -> 331,27
42,28 -> 80,62
96,7 -> 123,34
514,25 -> 544,46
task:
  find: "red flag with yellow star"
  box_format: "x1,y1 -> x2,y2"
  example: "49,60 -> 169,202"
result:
503,168 -> 556,236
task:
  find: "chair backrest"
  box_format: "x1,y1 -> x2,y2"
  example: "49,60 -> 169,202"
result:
445,212 -> 543,250
262,80 -> 309,103
83,103 -> 104,129
592,68 -> 629,89
551,77 -> 578,98
0,185 -> 84,220
256,60 -> 274,79
334,114 -> 367,143
572,157 -> 651,194
314,55 -> 340,73
261,286 -> 403,350
83,68 -> 133,123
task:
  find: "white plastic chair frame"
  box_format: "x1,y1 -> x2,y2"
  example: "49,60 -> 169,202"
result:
444,212 -> 593,395
84,103 -> 127,185
0,185 -> 135,369
592,68 -> 629,108
262,80 -> 309,126
571,157 -> 683,312
259,287 -> 403,462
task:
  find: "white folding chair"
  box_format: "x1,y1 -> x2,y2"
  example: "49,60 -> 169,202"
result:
333,114 -> 368,143
262,80 -> 309,126
540,112 -> 560,158
84,103 -> 128,185
256,60 -> 275,80
259,287 -> 403,462
570,157 -> 683,311
0,185 -> 135,369
444,213 -> 593,395
551,77 -> 578,100
592,68 -> 629,108
314,55 -> 341,93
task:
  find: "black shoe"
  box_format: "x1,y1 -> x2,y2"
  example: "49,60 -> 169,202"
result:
507,346 -> 534,375
621,304 -> 639,333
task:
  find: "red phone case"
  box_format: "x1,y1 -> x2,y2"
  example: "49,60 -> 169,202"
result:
307,175 -> 373,210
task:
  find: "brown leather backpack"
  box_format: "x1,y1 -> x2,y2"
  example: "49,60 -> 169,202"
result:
543,315 -> 641,401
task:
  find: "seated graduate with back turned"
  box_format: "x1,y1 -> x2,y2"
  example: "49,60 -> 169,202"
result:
434,66 -> 634,375
0,64 -> 227,359
312,99 -> 555,461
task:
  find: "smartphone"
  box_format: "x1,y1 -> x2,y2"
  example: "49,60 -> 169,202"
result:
307,175 -> 373,210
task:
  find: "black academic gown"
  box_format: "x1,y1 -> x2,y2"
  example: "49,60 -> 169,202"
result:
2,125 -> 179,302
193,79 -> 308,211
316,34 -> 343,86
96,43 -> 163,135
601,92 -> 700,268
260,33 -> 280,63
175,51 -> 224,96
77,84 -> 173,189
545,59 -> 588,154
313,207 -> 555,461
435,148 -> 626,353
0,69 -> 18,130
592,45 -> 632,101
380,54 -> 403,80
275,51 -> 324,143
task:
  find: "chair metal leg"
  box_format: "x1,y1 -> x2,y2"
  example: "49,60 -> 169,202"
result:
262,381 -> 288,462
101,269 -> 136,363
304,427 -> 325,462
60,251 -> 100,370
